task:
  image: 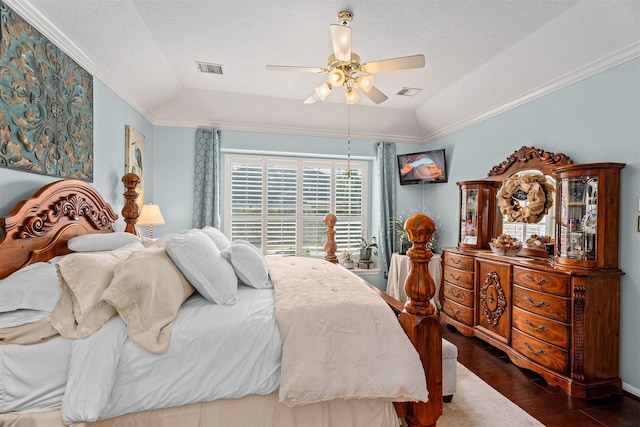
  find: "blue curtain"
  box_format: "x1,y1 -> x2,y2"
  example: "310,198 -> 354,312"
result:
193,128 -> 221,228
376,141 -> 396,275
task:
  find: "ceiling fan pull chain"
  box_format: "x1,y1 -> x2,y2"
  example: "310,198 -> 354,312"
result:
347,102 -> 351,178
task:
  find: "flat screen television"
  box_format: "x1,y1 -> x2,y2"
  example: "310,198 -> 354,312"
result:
397,148 -> 447,185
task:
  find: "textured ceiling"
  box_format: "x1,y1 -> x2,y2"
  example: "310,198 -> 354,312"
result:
8,0 -> 640,142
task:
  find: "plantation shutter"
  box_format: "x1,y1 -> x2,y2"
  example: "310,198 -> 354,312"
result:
302,164 -> 332,256
335,165 -> 363,252
229,159 -> 263,247
266,161 -> 298,255
226,154 -> 367,257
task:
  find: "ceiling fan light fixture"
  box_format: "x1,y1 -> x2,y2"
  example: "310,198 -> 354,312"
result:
265,10 -> 425,106
356,75 -> 374,92
315,82 -> 332,100
328,68 -> 346,86
345,87 -> 359,104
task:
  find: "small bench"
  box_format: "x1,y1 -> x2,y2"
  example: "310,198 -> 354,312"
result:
442,338 -> 458,402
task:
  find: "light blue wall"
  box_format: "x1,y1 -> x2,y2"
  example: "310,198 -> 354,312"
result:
0,80 -> 154,230
421,58 -> 640,394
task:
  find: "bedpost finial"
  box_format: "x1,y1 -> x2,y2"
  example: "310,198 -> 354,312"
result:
122,173 -> 141,236
324,213 -> 338,264
404,213 -> 436,316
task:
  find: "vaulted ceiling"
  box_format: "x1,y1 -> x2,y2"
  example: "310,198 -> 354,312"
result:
9,0 -> 640,142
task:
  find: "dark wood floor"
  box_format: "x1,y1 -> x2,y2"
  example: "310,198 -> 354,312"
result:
442,324 -> 640,427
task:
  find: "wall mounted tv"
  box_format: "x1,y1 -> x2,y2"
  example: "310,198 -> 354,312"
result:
397,148 -> 448,185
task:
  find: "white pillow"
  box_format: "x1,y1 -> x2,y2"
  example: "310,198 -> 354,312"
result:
220,240 -> 273,289
164,231 -> 238,304
0,262 -> 60,313
0,310 -> 49,328
67,232 -> 140,252
201,226 -> 231,250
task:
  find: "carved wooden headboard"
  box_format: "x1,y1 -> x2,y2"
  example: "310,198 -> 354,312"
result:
0,179 -> 118,279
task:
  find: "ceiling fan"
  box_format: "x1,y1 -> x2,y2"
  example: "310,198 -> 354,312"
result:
265,10 -> 425,105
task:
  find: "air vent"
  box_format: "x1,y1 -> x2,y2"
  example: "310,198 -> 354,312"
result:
396,87 -> 422,97
196,61 -> 223,75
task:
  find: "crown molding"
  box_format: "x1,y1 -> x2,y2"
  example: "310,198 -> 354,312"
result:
3,0 -> 157,124
422,42 -> 640,142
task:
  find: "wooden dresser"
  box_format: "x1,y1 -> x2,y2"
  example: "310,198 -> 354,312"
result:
440,147 -> 625,400
441,248 -> 623,399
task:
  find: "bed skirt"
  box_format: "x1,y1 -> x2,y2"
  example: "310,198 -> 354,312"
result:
2,391 -> 401,427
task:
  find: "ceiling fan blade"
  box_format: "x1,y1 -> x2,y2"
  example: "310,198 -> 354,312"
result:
304,92 -> 319,104
361,54 -> 425,73
363,86 -> 388,104
265,65 -> 325,73
330,24 -> 351,62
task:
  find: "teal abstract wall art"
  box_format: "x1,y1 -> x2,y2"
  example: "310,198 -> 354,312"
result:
0,1 -> 93,181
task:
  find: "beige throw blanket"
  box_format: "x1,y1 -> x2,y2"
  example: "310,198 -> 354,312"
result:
100,246 -> 195,354
51,242 -> 145,338
51,243 -> 194,354
267,256 -> 428,406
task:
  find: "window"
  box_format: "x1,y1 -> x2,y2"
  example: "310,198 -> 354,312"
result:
224,154 -> 367,256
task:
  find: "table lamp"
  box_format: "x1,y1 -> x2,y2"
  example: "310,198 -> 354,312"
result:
137,203 -> 165,238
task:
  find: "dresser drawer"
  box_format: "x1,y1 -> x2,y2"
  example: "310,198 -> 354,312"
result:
442,266 -> 474,290
513,285 -> 569,322
512,306 -> 570,348
442,298 -> 474,326
513,266 -> 569,296
443,252 -> 474,271
512,328 -> 569,374
443,281 -> 474,308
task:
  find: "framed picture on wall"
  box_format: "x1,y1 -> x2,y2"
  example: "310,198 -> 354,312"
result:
125,125 -> 145,209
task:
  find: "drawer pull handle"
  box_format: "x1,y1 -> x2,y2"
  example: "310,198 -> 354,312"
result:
523,341 -> 547,356
525,274 -> 549,285
448,288 -> 462,298
524,319 -> 547,332
451,258 -> 461,264
454,309 -> 461,315
449,273 -> 461,281
524,296 -> 550,307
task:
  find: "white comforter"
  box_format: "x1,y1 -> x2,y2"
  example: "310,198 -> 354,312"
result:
62,285 -> 281,423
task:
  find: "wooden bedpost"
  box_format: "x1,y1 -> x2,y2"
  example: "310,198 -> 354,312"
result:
323,213 -> 338,264
122,173 -> 141,236
396,213 -> 442,427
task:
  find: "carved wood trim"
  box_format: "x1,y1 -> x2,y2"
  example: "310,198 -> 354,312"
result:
479,270 -> 507,327
486,145 -> 574,180
19,193 -> 115,238
0,179 -> 118,279
572,284 -> 586,382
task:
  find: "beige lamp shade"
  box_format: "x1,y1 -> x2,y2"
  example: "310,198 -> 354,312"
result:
137,204 -> 165,238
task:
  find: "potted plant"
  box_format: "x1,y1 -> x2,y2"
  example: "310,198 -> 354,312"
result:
342,250 -> 355,269
393,214 -> 439,255
393,217 -> 411,255
358,236 -> 378,262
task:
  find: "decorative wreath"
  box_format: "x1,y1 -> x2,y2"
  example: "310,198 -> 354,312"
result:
496,173 -> 555,224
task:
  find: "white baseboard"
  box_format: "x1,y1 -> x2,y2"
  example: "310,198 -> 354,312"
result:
622,381 -> 640,398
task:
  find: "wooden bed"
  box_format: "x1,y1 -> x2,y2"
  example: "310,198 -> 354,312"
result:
0,174 -> 442,427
